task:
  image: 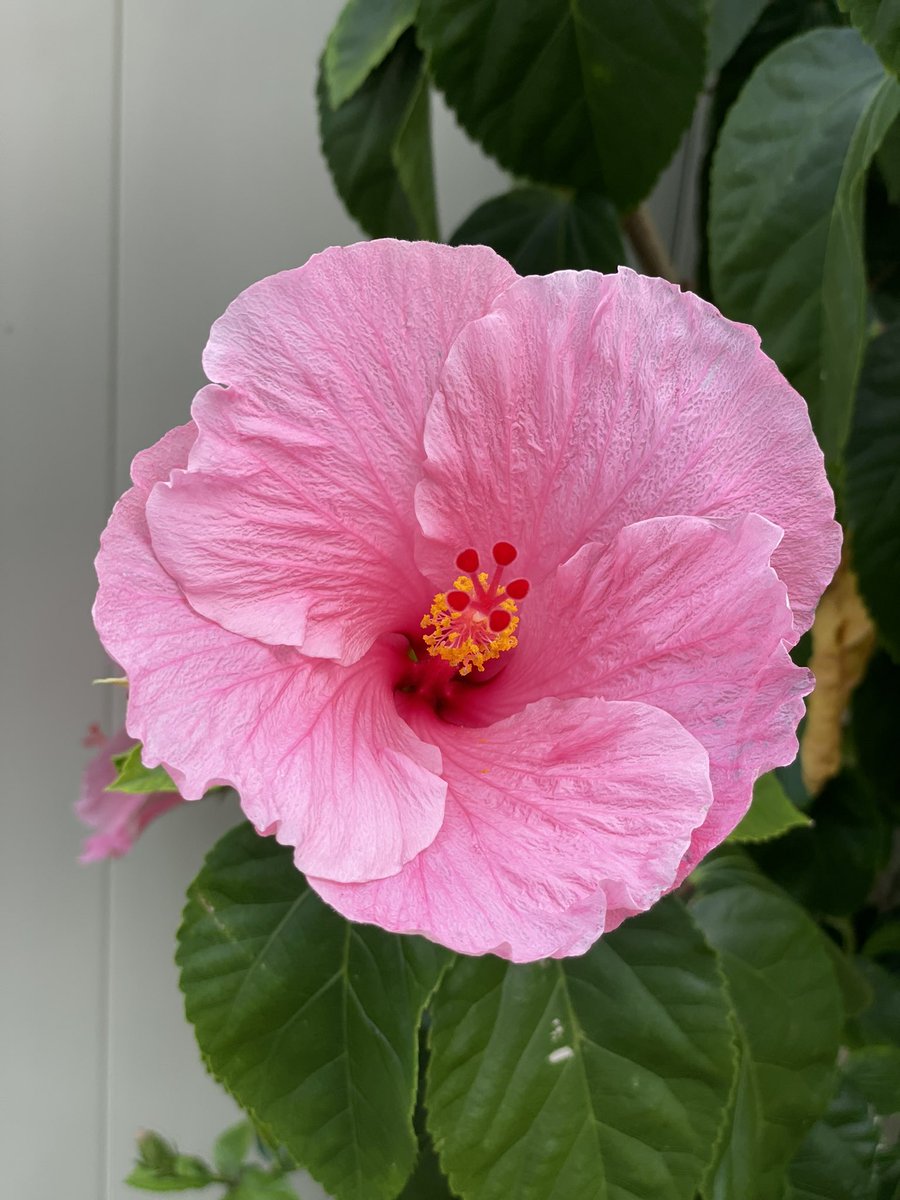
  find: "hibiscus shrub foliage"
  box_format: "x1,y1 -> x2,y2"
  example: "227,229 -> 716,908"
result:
103,1 -> 900,1198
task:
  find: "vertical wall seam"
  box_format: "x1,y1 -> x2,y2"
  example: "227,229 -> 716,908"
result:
101,0 -> 125,1195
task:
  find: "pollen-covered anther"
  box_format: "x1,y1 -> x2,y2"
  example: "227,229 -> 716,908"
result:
421,543 -> 529,676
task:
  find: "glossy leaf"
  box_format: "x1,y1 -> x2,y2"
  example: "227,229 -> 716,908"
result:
323,0 -> 418,107
427,897 -> 735,1200
450,186 -> 625,275
318,30 -> 438,240
846,327 -> 900,658
710,28 -> 896,460
417,0 -> 708,211
691,854 -> 843,1200
708,0 -> 772,71
786,1082 -> 881,1200
752,772 -> 889,917
841,0 -> 900,75
108,743 -> 177,795
177,822 -> 448,1200
820,73 -> 900,456
728,771 -> 811,843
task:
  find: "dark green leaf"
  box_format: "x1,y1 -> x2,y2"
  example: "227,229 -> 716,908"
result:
786,1081 -> 881,1200
450,186 -> 625,274
324,0 -> 418,107
318,30 -> 438,240
846,328 -> 900,658
108,743 -> 177,795
854,653 -> 900,806
876,115 -> 900,200
417,0 -> 708,211
728,772 -> 812,843
709,28 -> 898,461
213,1122 -> 255,1179
708,0 -> 772,72
844,1045 -> 900,1112
691,854 -> 843,1199
823,937 -> 875,1018
177,822 -> 449,1200
820,72 -> 900,456
863,920 -> 900,959
841,0 -> 900,76
427,897 -> 735,1200
876,1145 -> 900,1200
696,0 -> 845,297
751,773 -> 889,916
847,959 -> 900,1046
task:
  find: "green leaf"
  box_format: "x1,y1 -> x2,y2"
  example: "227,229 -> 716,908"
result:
426,897 -> 735,1200
126,1155 -> 213,1192
751,772 -> 889,916
417,0 -> 708,211
846,327 -> 900,658
853,653 -> 900,806
843,1045 -> 900,1113
708,0 -> 772,72
709,28 -> 899,461
135,1132 -> 179,1173
108,743 -> 177,794
213,1122 -> 255,1179
786,1081 -> 881,1200
691,854 -> 843,1199
822,937 -> 875,1019
324,0 -> 418,107
847,959 -> 900,1047
177,822 -> 449,1200
863,920 -> 900,959
450,186 -> 625,274
841,0 -> 900,76
876,114 -> 900,200
227,1167 -> 299,1200
318,30 -> 438,240
820,72 -> 900,458
728,772 -> 812,843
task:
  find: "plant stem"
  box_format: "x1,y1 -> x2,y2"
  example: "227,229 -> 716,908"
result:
621,205 -> 679,283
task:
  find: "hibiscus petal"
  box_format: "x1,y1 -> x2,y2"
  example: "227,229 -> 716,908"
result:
94,424 -> 446,883
417,267 -> 839,636
146,241 -> 517,664
311,695 -> 712,962
465,513 -> 809,874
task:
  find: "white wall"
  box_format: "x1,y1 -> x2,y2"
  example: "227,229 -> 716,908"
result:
1,5 -> 699,1198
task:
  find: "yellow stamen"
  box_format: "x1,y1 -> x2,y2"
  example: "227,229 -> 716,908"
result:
421,575 -> 519,676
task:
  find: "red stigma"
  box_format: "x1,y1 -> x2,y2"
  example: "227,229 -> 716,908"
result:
447,590 -> 470,611
506,578 -> 530,600
489,609 -> 512,632
492,541 -> 517,566
456,548 -> 479,573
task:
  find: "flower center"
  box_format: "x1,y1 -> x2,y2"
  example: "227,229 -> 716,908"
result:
421,542 -> 530,676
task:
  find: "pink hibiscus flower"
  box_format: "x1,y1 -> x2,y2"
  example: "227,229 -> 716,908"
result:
77,724 -> 182,863
93,240 -> 839,961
